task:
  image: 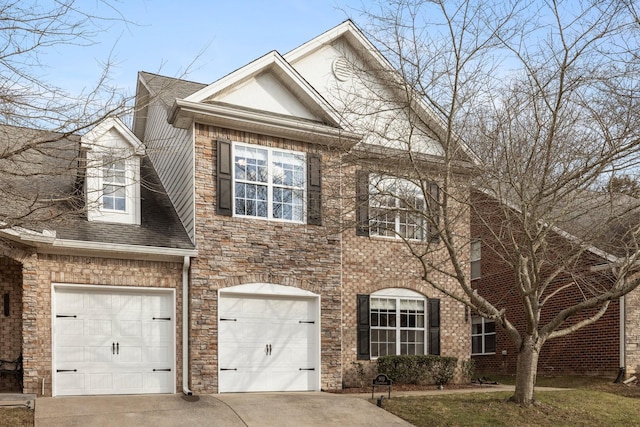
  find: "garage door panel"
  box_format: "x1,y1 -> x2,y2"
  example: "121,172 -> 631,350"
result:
219,293 -> 319,393
54,288 -> 175,396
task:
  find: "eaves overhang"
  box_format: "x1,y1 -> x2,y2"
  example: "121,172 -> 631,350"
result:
168,99 -> 362,149
0,227 -> 198,262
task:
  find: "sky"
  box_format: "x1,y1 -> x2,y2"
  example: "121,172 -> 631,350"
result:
42,0 -> 367,98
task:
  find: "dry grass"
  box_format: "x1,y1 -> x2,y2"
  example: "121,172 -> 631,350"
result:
382,375 -> 640,427
0,407 -> 33,427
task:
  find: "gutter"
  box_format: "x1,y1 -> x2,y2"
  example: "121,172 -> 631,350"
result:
183,256 -> 193,396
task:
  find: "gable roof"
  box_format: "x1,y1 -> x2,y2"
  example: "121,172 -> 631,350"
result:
164,51 -> 361,148
285,20 -> 477,164
82,117 -> 145,156
183,51 -> 343,126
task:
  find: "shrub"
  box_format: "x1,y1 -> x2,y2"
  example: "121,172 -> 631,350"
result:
460,358 -> 475,383
376,355 -> 458,385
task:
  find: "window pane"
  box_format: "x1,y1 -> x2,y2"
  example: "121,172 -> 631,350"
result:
485,335 -> 496,353
472,336 -> 483,354
485,321 -> 496,334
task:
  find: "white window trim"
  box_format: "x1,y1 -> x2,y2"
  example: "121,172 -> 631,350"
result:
471,315 -> 496,355
471,239 -> 481,280
369,175 -> 428,241
370,289 -> 427,358
232,142 -> 306,223
87,155 -> 141,225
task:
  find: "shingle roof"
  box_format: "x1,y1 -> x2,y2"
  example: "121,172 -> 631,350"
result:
0,124 -> 194,250
139,71 -> 207,107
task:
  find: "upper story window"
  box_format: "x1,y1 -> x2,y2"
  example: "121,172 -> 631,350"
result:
356,171 -> 440,241
216,139 -> 322,225
234,144 -> 305,222
471,315 -> 496,355
81,118 -> 144,226
471,239 -> 481,280
102,159 -> 127,212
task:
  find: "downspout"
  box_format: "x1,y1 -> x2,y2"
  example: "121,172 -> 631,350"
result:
615,295 -> 626,383
183,255 -> 193,395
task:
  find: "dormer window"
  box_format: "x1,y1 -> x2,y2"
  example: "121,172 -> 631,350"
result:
81,118 -> 145,225
102,159 -> 127,212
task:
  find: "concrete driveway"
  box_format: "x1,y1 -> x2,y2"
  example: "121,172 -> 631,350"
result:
35,392 -> 414,427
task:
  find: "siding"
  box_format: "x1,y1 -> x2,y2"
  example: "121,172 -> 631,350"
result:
144,101 -> 195,242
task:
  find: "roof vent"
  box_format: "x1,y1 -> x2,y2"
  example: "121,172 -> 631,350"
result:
332,57 -> 351,81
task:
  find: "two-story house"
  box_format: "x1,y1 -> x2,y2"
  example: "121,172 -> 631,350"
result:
2,20 -> 473,396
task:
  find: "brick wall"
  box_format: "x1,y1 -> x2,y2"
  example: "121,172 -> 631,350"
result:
0,256 -> 23,391
341,166 -> 472,387
471,190 -> 620,377
20,252 -> 183,396
190,124 -> 343,393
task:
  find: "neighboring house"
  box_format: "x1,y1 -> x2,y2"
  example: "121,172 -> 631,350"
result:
470,188 -> 640,379
2,21 -> 473,396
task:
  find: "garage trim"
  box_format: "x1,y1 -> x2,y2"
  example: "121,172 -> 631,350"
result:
51,283 -> 176,396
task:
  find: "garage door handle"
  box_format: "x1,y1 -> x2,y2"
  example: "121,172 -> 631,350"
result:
56,315 -> 77,318
221,368 -> 237,371
112,342 -> 115,355
153,368 -> 171,372
57,369 -> 77,373
116,342 -> 119,355
153,317 -> 171,320
299,368 -> 315,371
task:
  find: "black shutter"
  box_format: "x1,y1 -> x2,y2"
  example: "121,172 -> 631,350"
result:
355,170 -> 369,236
428,182 -> 440,242
216,138 -> 232,216
357,294 -> 370,360
428,298 -> 441,355
307,153 -> 322,225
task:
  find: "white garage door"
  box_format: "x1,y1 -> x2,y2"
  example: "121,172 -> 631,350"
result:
53,287 -> 175,396
218,293 -> 319,393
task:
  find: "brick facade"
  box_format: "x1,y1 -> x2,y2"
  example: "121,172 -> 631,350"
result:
190,124 -> 344,393
341,173 -> 472,386
0,238 -> 184,396
471,190 -> 621,377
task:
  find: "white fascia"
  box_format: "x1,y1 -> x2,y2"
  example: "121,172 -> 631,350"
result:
1,227 -> 197,262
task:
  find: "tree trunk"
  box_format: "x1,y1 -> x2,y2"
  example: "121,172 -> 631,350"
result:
512,334 -> 541,406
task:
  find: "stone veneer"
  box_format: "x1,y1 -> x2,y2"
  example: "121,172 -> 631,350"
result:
0,256 -> 23,391
626,287 -> 640,376
0,239 -> 184,397
190,124 -> 344,393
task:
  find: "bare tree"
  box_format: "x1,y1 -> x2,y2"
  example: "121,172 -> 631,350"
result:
342,0 -> 640,405
0,0 -> 136,228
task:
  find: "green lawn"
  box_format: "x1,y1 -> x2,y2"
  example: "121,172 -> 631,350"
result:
382,376 -> 640,427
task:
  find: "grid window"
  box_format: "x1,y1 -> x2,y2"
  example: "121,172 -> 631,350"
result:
102,159 -> 126,212
371,297 -> 426,357
369,176 -> 428,240
471,315 -> 496,355
234,144 -> 305,222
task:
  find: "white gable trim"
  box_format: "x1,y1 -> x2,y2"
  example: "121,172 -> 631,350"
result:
81,117 -> 145,156
182,51 -> 342,127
